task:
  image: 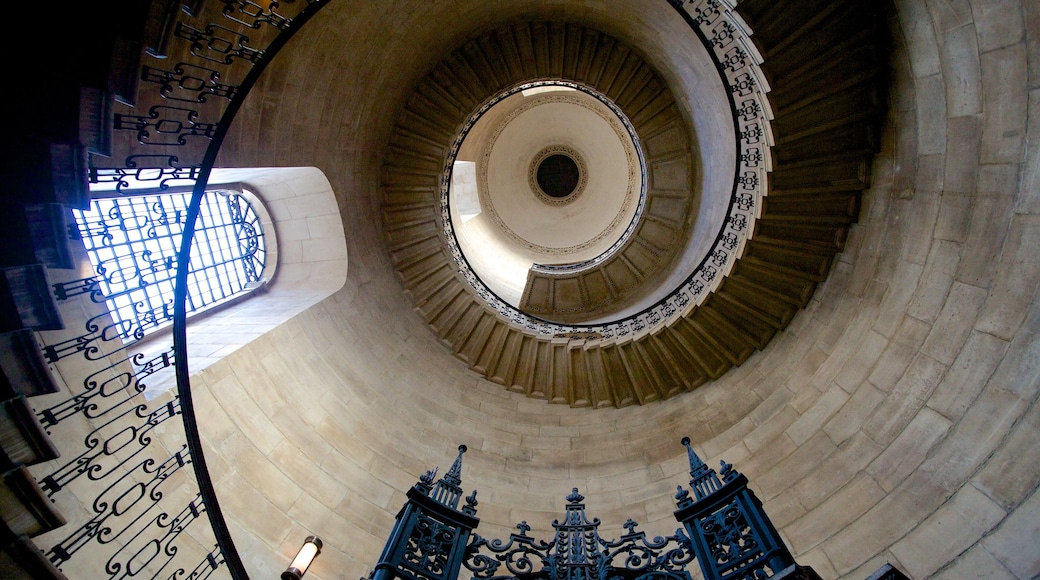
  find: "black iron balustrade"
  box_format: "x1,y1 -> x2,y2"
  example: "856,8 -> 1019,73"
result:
464,489 -> 694,580
368,446 -> 481,580
30,293 -> 225,577
40,306 -> 171,363
369,440 -> 822,580
672,437 -> 810,580
89,155 -> 202,193
22,0 -> 333,578
36,348 -> 174,430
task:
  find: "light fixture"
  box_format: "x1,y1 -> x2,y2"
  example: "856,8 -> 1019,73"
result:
281,535 -> 322,580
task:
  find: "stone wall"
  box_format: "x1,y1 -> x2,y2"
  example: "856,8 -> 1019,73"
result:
177,0 -> 1040,578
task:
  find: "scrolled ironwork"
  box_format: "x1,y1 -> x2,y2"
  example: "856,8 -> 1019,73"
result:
116,105 -> 219,146
53,275 -> 104,302
376,440 -> 820,580
403,514 -> 459,576
90,157 -> 201,193
62,190 -> 266,355
45,448 -> 191,566
37,398 -> 181,496
600,520 -> 695,578
175,21 -> 264,65
37,348 -> 174,429
220,0 -> 292,30
41,309 -> 152,363
463,489 -> 693,580
143,63 -> 240,104
184,545 -> 227,580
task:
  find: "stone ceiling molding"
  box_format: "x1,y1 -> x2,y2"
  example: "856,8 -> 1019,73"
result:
474,91 -> 639,255
527,145 -> 589,207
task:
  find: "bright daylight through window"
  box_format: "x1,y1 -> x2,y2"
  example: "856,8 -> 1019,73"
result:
73,189 -> 267,340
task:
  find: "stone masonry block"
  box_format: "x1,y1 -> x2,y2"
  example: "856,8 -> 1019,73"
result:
891,483 -> 1006,578
867,406 -> 952,491
982,483 -> 1040,578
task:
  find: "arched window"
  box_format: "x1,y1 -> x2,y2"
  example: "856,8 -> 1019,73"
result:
73,188 -> 267,339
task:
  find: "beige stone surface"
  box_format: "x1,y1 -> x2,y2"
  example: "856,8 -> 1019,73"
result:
891,484 -> 1006,578
982,484 -> 1040,578
24,0 -> 1040,579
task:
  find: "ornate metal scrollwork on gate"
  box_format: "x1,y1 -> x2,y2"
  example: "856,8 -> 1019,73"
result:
464,488 -> 693,580
373,441 -> 822,580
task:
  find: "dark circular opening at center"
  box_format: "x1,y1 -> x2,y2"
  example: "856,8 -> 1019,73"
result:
537,154 -> 580,198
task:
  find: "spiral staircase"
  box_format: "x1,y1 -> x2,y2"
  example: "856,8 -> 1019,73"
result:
0,0 -> 890,577
382,1 -> 887,408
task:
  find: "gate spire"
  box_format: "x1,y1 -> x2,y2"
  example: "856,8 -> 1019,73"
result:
367,445 -> 479,580
673,437 -> 821,580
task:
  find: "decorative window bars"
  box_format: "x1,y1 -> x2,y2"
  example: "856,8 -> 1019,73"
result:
71,189 -> 266,340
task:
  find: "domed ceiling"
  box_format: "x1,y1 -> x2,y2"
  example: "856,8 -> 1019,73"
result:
450,83 -> 646,309
381,5 -> 883,406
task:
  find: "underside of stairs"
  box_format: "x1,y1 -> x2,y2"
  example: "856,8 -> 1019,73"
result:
382,1 -> 889,408
0,1 -> 185,576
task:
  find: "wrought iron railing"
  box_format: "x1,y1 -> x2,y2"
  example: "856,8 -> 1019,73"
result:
22,1 -> 890,579
30,0 -> 763,577
366,441 -> 820,580
29,1 -> 333,578
70,190 -> 267,340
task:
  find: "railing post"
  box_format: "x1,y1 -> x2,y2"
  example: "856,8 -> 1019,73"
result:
673,437 -> 820,580
367,445 -> 480,580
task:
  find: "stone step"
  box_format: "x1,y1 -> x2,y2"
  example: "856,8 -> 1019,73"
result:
429,290 -> 476,341
769,157 -> 872,191
742,239 -> 836,281
0,534 -> 67,579
695,307 -> 758,365
457,312 -> 499,368
657,325 -> 724,382
415,286 -> 463,329
411,266 -> 462,313
443,302 -> 485,351
773,123 -> 879,169
621,342 -> 670,404
471,320 -> 511,375
720,275 -> 801,325
0,331 -> 61,400
380,5 -> 886,406
756,217 -> 854,251
0,266 -> 64,333
635,339 -> 693,399
707,292 -> 780,349
600,345 -> 636,407
393,236 -> 446,269
0,397 -> 60,468
0,465 -> 66,538
487,328 -> 524,387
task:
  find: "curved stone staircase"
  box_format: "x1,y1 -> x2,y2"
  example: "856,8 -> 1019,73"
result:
2,0 -> 320,575
383,0 -> 887,408
0,0 -> 895,575
388,22 -> 696,324
0,2 -> 153,575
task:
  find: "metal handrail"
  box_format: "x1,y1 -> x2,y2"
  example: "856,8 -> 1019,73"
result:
169,1 -> 332,577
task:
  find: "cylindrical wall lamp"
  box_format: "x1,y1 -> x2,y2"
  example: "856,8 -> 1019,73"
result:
281,535 -> 323,580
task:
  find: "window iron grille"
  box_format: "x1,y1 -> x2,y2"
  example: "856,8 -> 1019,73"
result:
73,189 -> 266,340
